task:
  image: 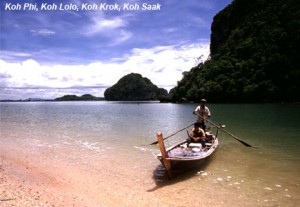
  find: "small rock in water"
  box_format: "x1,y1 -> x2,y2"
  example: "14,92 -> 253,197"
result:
275,184 -> 281,188
217,178 -> 223,181
264,187 -> 272,191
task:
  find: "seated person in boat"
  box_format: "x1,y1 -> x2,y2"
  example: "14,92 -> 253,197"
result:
187,122 -> 206,146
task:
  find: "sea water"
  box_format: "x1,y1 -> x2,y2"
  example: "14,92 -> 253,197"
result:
0,101 -> 299,206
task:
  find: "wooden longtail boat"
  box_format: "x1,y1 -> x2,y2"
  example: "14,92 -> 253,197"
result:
156,130 -> 218,178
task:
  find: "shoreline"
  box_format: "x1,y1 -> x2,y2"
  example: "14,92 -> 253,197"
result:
0,141 -> 222,207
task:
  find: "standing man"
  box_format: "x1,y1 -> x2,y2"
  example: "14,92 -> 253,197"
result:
193,99 -> 211,131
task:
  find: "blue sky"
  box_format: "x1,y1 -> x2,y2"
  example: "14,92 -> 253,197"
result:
0,0 -> 232,99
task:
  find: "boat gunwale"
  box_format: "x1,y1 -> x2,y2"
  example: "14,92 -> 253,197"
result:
157,137 -> 218,161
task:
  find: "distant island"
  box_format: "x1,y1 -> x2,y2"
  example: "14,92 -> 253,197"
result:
55,73 -> 170,102
0,94 -> 105,102
104,73 -> 170,101
54,94 -> 105,101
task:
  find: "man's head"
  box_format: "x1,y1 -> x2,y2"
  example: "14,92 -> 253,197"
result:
200,99 -> 206,107
194,122 -> 201,128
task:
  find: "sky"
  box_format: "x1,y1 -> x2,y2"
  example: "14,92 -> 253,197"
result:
0,0 -> 232,100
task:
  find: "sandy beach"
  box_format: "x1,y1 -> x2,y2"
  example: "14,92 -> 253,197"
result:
0,143 -> 163,207
3,145 -> 296,207
0,142 -> 253,207
0,149 -> 103,207
1,139 -> 300,207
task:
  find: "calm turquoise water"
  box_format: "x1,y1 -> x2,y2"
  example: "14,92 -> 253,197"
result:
1,102 -> 299,206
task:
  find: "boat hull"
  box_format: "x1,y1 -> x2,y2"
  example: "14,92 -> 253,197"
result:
157,134 -> 218,178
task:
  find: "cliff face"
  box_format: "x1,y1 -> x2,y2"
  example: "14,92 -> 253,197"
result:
211,0 -> 299,58
171,0 -> 300,103
104,73 -> 168,101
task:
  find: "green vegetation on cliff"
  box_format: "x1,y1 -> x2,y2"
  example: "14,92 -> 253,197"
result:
171,0 -> 300,103
104,73 -> 168,101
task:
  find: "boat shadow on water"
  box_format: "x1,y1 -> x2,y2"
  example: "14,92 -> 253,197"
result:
147,153 -> 216,192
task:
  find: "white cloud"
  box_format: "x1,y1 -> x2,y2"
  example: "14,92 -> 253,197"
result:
88,18 -> 125,34
83,13 -> 128,36
0,42 -> 210,100
30,29 -> 56,36
79,12 -> 132,46
0,51 -> 32,60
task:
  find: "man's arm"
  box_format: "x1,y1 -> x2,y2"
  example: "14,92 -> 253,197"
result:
206,107 -> 211,118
